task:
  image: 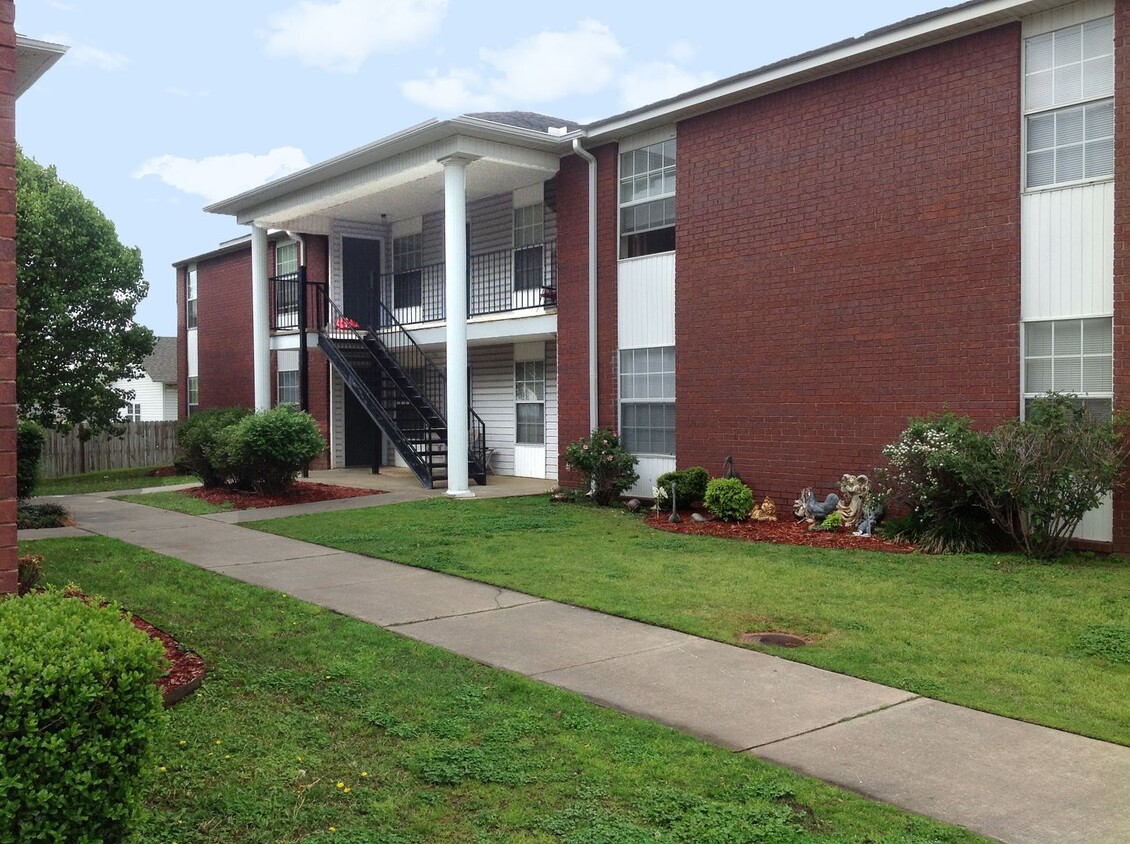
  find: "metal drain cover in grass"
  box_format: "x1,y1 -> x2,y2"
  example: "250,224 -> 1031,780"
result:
739,632 -> 808,648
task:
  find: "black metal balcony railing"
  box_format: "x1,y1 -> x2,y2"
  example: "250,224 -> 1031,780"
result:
269,241 -> 556,333
269,272 -> 327,333
379,240 -> 557,325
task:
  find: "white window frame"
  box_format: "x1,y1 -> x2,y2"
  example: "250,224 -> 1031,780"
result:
618,137 -> 676,259
513,203 -> 545,293
274,241 -> 300,328
392,233 -> 423,310
186,264 -> 198,330
1023,16 -> 1114,191
618,346 -> 675,456
123,401 -> 142,422
277,368 -> 300,407
515,360 -> 545,445
187,376 -> 199,416
1022,316 -> 1112,419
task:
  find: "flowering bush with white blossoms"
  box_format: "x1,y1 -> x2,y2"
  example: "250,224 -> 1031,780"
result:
563,427 -> 638,506
881,413 -> 995,553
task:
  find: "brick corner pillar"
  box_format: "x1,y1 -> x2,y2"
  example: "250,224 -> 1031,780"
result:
0,0 -> 19,595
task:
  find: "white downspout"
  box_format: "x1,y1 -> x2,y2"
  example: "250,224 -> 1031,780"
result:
572,138 -> 599,432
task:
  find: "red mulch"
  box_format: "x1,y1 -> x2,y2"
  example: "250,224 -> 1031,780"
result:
647,511 -> 915,553
185,481 -> 382,510
129,614 -> 207,707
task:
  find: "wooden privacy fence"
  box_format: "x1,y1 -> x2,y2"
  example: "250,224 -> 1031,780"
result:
40,421 -> 179,478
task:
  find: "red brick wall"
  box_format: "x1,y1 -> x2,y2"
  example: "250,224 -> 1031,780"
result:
555,145 -> 620,484
0,0 -> 16,594
195,248 -> 256,410
1113,4 -> 1130,552
675,25 -> 1022,507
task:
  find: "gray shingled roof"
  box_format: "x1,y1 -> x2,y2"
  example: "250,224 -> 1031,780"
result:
465,111 -> 580,133
143,336 -> 178,384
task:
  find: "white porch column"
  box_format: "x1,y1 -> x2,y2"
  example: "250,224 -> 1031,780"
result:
250,224 -> 271,411
442,155 -> 475,498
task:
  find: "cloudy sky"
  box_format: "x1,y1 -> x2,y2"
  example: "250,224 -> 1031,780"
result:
16,0 -> 945,335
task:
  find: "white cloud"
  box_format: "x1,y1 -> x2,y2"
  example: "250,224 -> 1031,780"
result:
667,41 -> 697,64
401,68 -> 498,112
133,148 -> 310,203
402,19 -> 625,112
41,32 -> 128,71
262,0 -> 447,73
618,62 -> 716,110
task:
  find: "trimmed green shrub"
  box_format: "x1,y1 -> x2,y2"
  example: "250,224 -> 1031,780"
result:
210,405 -> 326,495
656,467 -> 709,509
177,406 -> 253,487
704,477 -> 754,522
563,427 -> 639,506
16,420 -> 45,501
955,393 -> 1127,559
0,590 -> 166,842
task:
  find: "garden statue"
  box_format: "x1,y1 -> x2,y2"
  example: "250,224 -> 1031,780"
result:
834,474 -> 871,530
793,488 -> 840,523
751,497 -> 778,521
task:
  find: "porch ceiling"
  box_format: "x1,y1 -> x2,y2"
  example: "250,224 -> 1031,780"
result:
215,129 -> 563,236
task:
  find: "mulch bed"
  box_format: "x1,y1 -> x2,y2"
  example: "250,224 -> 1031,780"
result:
647,511 -> 915,553
185,481 -> 382,510
129,614 -> 207,707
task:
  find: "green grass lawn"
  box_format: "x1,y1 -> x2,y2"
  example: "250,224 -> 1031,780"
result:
252,496 -> 1130,747
36,466 -> 194,496
20,535 -> 987,844
115,489 -> 231,515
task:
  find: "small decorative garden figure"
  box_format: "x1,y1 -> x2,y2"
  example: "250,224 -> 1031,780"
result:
793,488 -> 840,523
651,484 -> 669,516
835,474 -> 871,530
668,480 -> 681,524
751,497 -> 778,521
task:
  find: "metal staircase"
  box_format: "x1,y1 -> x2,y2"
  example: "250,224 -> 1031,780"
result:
317,296 -> 487,489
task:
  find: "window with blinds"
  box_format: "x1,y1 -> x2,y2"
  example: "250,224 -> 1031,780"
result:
1023,317 -> 1112,419
1024,16 -> 1114,189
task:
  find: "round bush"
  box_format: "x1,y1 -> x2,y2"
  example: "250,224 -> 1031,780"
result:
177,407 -> 253,487
211,405 -> 326,495
656,467 -> 709,509
563,427 -> 639,506
0,591 -> 167,842
704,477 -> 754,522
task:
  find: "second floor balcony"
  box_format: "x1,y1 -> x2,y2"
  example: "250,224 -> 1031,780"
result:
270,240 -> 557,334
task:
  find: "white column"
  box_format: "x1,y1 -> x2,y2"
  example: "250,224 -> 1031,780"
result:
443,155 -> 475,497
250,224 -> 271,411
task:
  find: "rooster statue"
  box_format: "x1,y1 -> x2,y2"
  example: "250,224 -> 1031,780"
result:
793,488 -> 841,523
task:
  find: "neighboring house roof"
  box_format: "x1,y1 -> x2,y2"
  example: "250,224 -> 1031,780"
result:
141,337 -> 177,384
466,112 -> 581,133
16,35 -> 66,98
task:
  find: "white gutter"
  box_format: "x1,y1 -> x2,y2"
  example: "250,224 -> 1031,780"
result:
572,138 -> 599,432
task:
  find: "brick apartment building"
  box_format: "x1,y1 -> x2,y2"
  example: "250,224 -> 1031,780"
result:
179,0 -> 1129,549
1,14 -> 65,594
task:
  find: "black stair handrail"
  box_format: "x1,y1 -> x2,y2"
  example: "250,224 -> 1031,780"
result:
369,301 -> 488,482
318,295 -> 489,486
319,298 -> 441,488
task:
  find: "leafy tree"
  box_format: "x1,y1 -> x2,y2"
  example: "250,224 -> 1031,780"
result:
16,149 -> 154,434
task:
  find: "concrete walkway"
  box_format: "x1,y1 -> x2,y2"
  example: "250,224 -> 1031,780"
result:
23,475 -> 1130,844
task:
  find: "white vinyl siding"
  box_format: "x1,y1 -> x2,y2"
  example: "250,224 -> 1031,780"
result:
1020,181 -> 1113,321
1024,16 -> 1114,190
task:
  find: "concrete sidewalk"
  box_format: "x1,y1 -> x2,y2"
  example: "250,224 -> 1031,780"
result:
23,481 -> 1130,844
